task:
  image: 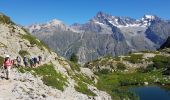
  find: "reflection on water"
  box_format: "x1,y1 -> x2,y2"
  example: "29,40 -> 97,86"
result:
130,86 -> 170,100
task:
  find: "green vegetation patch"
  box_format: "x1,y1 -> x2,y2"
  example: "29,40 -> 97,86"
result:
75,81 -> 96,96
19,50 -> 30,58
95,69 -> 112,75
69,71 -> 95,96
72,73 -> 94,85
67,61 -> 80,72
116,62 -> 126,71
0,14 -> 14,25
70,53 -> 78,63
114,56 -> 121,61
123,54 -> 143,64
96,70 -> 170,99
18,64 -> 67,91
148,55 -> 170,69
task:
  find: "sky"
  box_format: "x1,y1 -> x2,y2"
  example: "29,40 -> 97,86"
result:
0,0 -> 170,25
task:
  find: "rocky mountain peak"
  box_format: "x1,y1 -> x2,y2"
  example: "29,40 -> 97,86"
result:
143,15 -> 156,20
27,19 -> 68,33
48,19 -> 63,26
91,12 -> 158,27
95,11 -> 111,18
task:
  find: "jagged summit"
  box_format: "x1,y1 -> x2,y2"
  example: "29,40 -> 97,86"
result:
91,12 -> 160,27
143,15 -> 156,20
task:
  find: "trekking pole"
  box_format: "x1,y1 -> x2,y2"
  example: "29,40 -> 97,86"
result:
1,66 -> 5,78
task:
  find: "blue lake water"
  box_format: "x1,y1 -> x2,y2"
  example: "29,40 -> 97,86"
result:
130,86 -> 170,100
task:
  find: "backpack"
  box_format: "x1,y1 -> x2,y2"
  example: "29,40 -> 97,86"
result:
23,57 -> 28,62
17,56 -> 21,62
34,57 -> 37,63
4,58 -> 13,67
30,58 -> 34,63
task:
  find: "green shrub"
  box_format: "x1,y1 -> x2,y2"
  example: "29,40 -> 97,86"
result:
112,89 -> 139,100
114,57 -> 121,61
119,79 -> 139,86
68,61 -> 80,71
149,55 -> 170,69
70,53 -> 78,63
116,62 -> 126,70
153,62 -> 165,69
75,81 -> 96,96
97,69 -> 111,74
150,55 -> 169,63
123,54 -> 143,64
19,50 -> 30,58
138,64 -> 155,73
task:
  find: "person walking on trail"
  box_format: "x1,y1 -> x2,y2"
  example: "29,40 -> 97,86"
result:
38,55 -> 42,65
33,57 -> 38,67
3,55 -> 13,80
30,58 -> 34,68
16,56 -> 21,67
23,56 -> 28,67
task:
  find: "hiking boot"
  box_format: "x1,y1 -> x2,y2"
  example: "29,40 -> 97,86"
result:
6,78 -> 9,80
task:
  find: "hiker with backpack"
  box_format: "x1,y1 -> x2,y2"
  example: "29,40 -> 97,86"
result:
33,57 -> 38,67
16,56 -> 21,67
38,55 -> 42,65
23,56 -> 28,67
30,57 -> 34,68
3,55 -> 13,80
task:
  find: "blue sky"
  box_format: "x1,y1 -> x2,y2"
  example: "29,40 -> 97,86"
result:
0,0 -> 170,25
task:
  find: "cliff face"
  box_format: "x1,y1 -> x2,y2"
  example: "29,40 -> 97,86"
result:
0,13 -> 111,100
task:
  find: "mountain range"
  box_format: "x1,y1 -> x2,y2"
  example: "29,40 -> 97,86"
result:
1,12 -> 170,100
27,12 -> 170,63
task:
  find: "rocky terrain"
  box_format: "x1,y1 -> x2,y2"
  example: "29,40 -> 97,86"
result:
0,13 -> 111,100
27,12 -> 170,63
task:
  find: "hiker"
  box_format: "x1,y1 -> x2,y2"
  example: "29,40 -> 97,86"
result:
3,55 -> 13,80
13,59 -> 17,67
33,57 -> 38,67
16,56 -> 21,67
23,56 -> 28,67
38,55 -> 42,64
30,58 -> 34,68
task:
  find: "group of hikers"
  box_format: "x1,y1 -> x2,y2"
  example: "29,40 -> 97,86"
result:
15,55 -> 42,68
1,55 -> 42,80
